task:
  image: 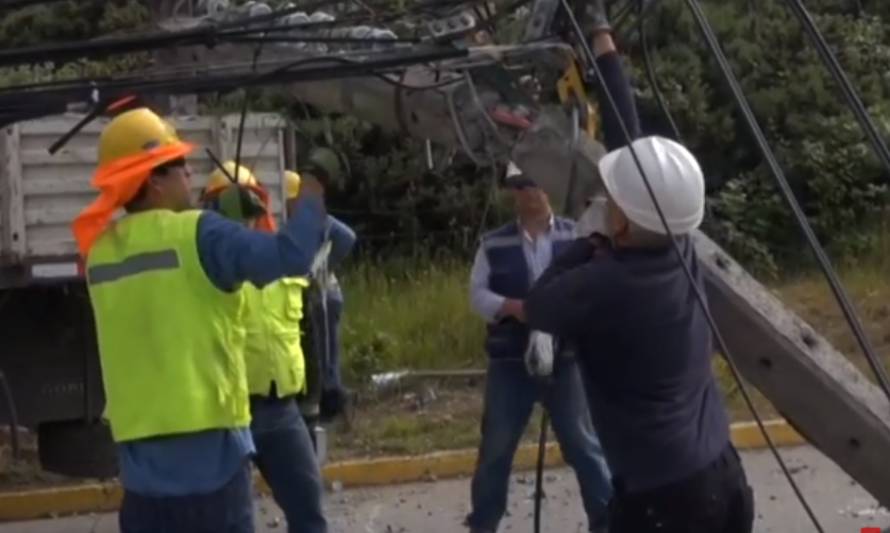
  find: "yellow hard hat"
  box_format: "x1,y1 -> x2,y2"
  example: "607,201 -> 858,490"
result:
97,108 -> 186,168
205,161 -> 259,196
284,170 -> 301,199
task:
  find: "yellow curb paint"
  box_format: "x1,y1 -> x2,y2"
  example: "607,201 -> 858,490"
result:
731,419 -> 805,449
320,442 -> 564,488
0,482 -> 121,521
0,419 -> 803,522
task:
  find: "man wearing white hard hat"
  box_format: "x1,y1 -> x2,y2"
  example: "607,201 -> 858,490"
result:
466,160 -> 612,533
524,28 -> 753,533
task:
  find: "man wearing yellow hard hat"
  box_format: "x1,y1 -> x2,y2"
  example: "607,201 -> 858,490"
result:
201,162 -> 328,533
73,107 -> 325,533
284,155 -> 356,425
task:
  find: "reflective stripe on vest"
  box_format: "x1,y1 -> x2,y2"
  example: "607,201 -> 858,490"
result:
86,209 -> 249,443
87,250 -> 180,285
242,277 -> 309,397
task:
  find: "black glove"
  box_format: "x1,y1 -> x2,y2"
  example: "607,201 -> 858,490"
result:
319,386 -> 349,422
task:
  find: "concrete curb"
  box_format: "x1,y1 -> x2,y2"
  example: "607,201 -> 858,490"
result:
0,419 -> 803,522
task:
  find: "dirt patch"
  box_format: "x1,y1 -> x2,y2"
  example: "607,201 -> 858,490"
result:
327,376 -> 550,461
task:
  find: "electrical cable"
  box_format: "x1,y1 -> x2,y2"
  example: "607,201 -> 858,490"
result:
447,86 -> 485,165
0,47 -> 469,119
683,0 -> 890,405
533,411 -> 548,533
706,0 -> 890,401
464,70 -> 511,147
0,0 -> 73,9
233,35 -> 268,186
559,1 -> 825,531
783,0 -> 890,170
0,0 -> 401,69
0,36 -> 575,101
637,0 -> 681,142
226,35 -> 418,45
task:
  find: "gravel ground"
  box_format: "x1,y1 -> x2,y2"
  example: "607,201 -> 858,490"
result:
0,445 -> 886,533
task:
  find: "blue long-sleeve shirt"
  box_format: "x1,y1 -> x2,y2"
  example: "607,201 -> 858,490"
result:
326,216 -> 356,269
118,196 -> 325,497
324,216 -> 357,302
524,51 -> 730,493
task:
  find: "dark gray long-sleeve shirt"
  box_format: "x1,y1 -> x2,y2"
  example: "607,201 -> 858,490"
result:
525,51 -> 730,493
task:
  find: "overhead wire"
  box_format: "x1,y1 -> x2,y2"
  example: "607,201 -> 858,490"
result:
558,0 -> 825,531
683,0 -> 890,405
637,0 -> 681,141
779,0 -> 890,396
782,0 -> 890,174
233,27 -> 270,186
0,0 -> 449,70
0,0 -> 73,9
0,47 -> 469,120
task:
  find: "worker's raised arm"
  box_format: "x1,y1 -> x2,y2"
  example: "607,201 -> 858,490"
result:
525,237 -> 613,337
196,193 -> 326,292
592,33 -> 642,151
326,215 -> 357,268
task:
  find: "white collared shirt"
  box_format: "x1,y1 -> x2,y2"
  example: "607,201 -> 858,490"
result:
469,215 -> 572,323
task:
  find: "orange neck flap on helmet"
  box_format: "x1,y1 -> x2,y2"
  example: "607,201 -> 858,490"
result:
72,141 -> 194,258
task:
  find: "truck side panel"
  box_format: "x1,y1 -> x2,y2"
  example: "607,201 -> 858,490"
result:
0,113 -> 287,274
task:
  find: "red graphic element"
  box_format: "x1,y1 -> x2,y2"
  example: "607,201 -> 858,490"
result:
861,527 -> 881,533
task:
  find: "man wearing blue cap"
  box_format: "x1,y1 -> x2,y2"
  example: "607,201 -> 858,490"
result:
465,162 -> 612,533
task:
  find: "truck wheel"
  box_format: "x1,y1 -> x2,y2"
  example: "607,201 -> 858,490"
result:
38,421 -> 118,479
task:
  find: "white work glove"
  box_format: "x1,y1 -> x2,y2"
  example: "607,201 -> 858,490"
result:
310,240 -> 333,285
525,331 -> 555,378
575,195 -> 609,237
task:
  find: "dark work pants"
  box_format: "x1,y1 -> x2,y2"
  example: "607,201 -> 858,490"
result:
119,462 -> 254,533
608,444 -> 754,533
251,394 -> 328,533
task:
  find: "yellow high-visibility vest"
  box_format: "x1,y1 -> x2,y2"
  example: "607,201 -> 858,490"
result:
86,209 -> 249,442
242,277 -> 309,397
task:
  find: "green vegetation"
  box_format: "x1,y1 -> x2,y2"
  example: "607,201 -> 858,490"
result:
630,0 -> 890,272
339,256 -> 486,384
325,238 -> 890,458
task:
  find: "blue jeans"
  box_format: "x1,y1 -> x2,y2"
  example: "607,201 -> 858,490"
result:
323,296 -> 343,390
250,395 -> 328,533
467,357 -> 612,532
119,462 -> 254,533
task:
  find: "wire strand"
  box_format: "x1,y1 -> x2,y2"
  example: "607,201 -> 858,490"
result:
683,0 -> 890,404
638,1 -> 681,141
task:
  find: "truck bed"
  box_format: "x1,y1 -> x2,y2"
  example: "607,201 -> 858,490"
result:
0,113 -> 290,287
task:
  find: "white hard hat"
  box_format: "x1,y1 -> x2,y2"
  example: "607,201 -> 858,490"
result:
597,136 -> 704,235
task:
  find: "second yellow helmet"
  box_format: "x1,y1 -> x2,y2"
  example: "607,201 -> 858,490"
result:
284,170 -> 301,200
204,161 -> 259,197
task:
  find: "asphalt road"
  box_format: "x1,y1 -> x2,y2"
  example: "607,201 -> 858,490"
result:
0,445 -> 886,533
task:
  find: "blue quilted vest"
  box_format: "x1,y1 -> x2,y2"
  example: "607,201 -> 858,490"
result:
482,217 -> 576,359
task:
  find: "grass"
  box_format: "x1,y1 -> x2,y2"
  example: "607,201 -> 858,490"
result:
339,256 -> 486,384
328,245 -> 890,458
